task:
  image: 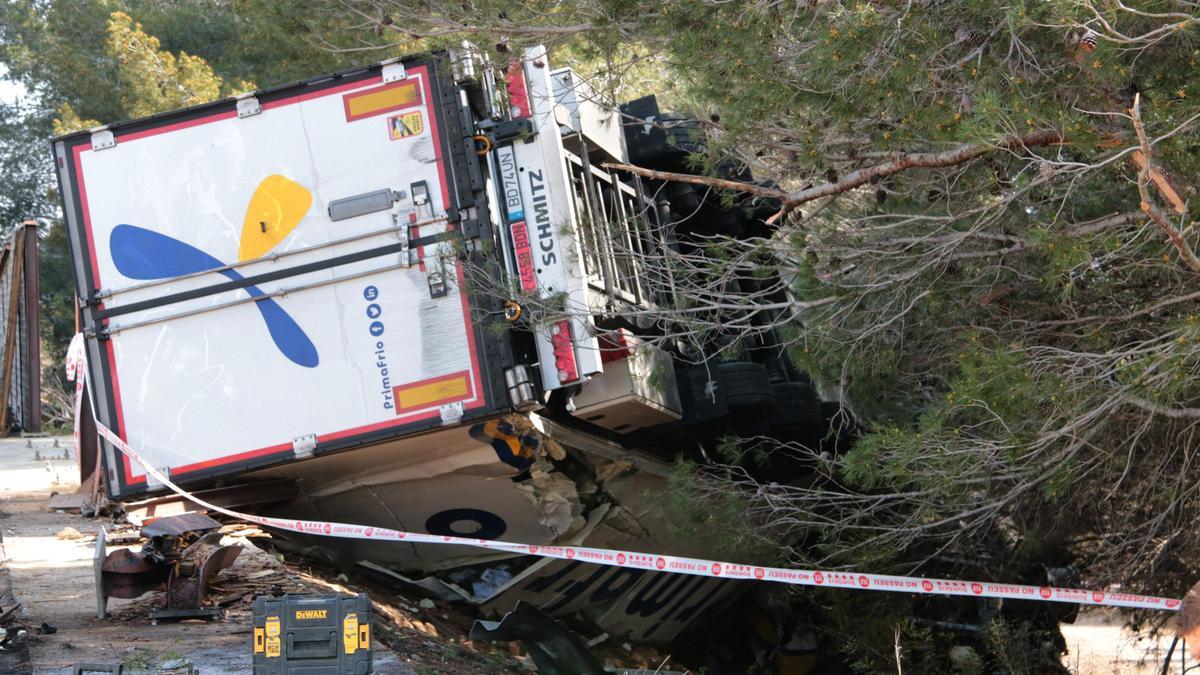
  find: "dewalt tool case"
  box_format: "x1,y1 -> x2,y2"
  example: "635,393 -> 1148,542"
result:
252,593 -> 372,674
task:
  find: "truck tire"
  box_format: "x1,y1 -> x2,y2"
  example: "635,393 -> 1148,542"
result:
768,382 -> 824,434
718,362 -> 775,414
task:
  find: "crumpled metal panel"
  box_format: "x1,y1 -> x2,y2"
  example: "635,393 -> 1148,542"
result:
140,512 -> 221,538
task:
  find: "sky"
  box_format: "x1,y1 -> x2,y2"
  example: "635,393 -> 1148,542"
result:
0,66 -> 28,107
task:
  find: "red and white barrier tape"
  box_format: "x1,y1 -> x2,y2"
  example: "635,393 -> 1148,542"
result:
66,335 -> 1182,612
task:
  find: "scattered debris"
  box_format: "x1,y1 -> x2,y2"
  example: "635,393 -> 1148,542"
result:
0,625 -> 27,652
471,567 -> 514,599
95,513 -> 241,623
0,603 -> 20,624
6,470 -> 693,673
470,601 -> 606,675
586,632 -> 608,648
47,487 -> 92,513
69,663 -> 124,674
56,526 -> 84,540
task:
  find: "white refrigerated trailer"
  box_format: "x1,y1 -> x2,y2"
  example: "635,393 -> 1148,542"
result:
55,46 -> 830,642
55,47 -> 690,498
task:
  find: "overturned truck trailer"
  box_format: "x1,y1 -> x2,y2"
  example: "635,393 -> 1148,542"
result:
54,47 -> 840,642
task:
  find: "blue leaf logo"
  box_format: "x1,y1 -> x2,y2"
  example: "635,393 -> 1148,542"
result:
108,176 -> 320,368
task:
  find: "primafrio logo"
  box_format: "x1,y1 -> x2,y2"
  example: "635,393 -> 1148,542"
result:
109,175 -> 319,367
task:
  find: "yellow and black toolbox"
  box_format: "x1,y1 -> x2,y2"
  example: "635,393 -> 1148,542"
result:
252,593 -> 373,674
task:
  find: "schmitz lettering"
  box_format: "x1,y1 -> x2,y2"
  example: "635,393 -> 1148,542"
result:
527,169 -> 557,267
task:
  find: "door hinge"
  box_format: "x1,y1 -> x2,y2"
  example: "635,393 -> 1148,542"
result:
236,95 -> 262,118
292,433 -> 317,459
381,60 -> 407,83
145,466 -> 171,490
90,128 -> 115,151
439,401 -> 465,425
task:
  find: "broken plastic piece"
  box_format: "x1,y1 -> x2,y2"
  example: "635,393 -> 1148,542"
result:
470,601 -> 605,675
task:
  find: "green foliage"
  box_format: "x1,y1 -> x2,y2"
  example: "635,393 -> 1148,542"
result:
0,0 -> 362,126
39,222 -> 78,367
0,101 -> 55,232
130,0 -> 358,88
665,459 -> 781,564
48,10 -> 224,134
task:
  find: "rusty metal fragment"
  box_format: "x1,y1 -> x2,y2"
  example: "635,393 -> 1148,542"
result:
94,513 -> 241,621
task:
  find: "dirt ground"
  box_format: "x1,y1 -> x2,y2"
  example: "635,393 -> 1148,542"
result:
1061,611 -> 1192,674
0,436 -> 521,674
0,436 -> 684,674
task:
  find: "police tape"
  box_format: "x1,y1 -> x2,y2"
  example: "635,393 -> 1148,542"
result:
66,336 -> 1182,612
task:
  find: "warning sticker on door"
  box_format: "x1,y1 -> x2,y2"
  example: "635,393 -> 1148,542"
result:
388,111 -> 423,140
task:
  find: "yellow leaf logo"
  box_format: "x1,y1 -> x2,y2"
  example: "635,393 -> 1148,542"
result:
239,174 -> 312,261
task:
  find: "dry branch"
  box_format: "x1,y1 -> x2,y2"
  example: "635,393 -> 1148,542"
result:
1130,93 -> 1200,273
598,162 -> 788,200
609,131 -> 1064,226
780,130 -> 1065,207
1130,150 -> 1187,214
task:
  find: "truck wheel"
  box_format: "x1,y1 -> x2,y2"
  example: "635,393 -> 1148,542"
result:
768,382 -> 824,434
718,362 -> 775,414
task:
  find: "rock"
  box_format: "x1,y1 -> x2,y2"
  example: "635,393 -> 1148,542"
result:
418,598 -> 435,610
56,526 -> 84,540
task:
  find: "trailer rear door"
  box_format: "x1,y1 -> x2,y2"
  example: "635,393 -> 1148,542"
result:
54,57 -> 507,498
